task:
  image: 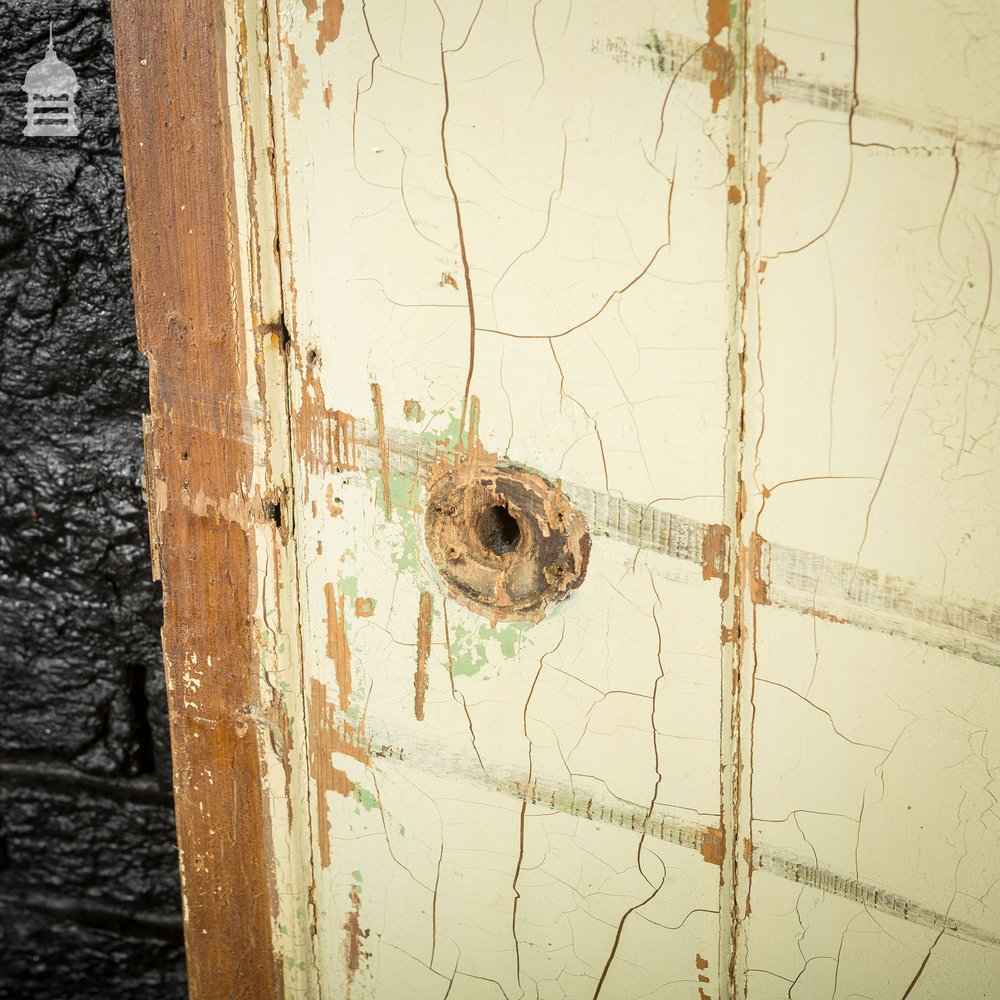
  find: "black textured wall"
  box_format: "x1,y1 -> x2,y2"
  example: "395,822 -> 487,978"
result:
0,2 -> 187,996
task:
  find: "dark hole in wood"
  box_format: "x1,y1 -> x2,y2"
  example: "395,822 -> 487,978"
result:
479,504 -> 520,555
264,500 -> 282,529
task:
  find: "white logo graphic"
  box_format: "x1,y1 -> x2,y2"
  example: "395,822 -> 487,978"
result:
23,24 -> 80,138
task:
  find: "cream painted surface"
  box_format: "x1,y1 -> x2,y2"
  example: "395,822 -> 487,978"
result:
225,0 -> 1000,997
223,1 -> 321,993
268,3 -> 730,998
740,4 -> 1000,998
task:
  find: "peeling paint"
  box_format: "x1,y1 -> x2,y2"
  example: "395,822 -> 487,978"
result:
315,0 -> 344,55
284,40 -> 307,119
324,583 -> 352,712
703,0 -> 733,113
340,882 -> 369,995
307,678 -> 370,868
370,383 -> 391,521
414,591 -> 431,721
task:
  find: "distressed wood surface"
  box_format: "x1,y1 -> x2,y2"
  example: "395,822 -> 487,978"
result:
118,0 -> 1000,997
113,1 -> 304,996
268,1 -> 733,996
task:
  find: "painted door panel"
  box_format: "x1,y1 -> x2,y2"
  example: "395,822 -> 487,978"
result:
270,4 -> 731,996
116,0 -> 1000,996
743,5 -> 1000,997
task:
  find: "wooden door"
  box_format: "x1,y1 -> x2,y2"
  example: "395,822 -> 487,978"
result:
114,1 -> 1000,997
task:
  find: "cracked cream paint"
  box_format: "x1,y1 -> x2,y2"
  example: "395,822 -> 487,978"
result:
218,0 -> 1000,996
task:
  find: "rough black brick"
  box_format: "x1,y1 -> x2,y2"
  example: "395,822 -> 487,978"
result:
0,0 -> 185,994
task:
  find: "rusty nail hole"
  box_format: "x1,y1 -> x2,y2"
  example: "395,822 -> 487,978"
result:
479,503 -> 521,555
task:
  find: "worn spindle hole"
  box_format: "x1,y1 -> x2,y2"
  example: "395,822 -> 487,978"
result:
424,460 -> 590,622
479,503 -> 521,555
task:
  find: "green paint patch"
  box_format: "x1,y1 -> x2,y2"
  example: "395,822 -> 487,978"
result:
352,786 -> 380,812
448,619 -> 533,677
490,621 -> 531,658
438,412 -> 463,450
448,620 -> 488,677
368,469 -> 424,580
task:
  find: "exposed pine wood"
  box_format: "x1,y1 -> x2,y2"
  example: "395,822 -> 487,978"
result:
112,4 -> 285,996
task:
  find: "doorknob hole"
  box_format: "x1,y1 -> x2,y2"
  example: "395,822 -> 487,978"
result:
479,504 -> 521,555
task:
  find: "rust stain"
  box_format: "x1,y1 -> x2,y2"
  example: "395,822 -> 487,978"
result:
342,883 -> 370,994
702,523 -> 731,600
355,596 -> 376,618
753,43 -> 787,126
323,82 -> 333,108
728,184 -> 741,204
700,824 -> 726,866
439,271 -> 459,290
757,161 -> 770,207
415,591 -> 432,721
749,531 -> 771,605
307,678 -> 370,868
316,0 -> 344,54
371,382 -> 392,520
285,40 -> 308,118
696,955 -> 709,971
403,398 -> 424,422
324,583 -> 352,712
698,990 -> 712,1000
702,0 -> 733,113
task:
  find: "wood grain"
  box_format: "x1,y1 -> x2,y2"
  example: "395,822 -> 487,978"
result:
112,3 -> 283,996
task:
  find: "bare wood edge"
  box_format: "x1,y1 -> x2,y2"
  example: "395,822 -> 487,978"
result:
720,2 -> 755,996
112,2 -> 314,996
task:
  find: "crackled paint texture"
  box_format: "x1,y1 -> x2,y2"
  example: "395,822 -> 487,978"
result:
183,0 -> 1000,996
